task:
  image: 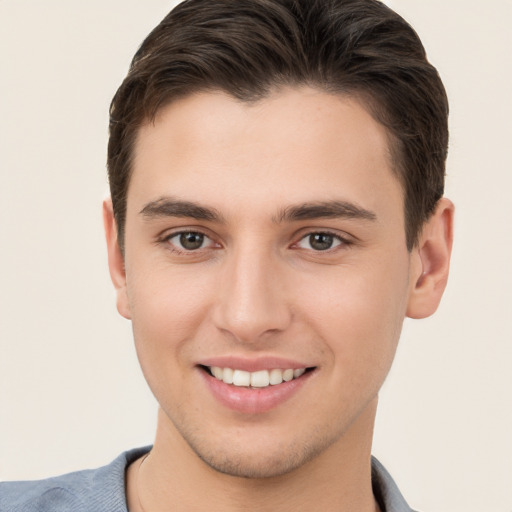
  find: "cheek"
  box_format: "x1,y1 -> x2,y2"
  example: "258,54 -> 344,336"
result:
126,263 -> 214,379
299,256 -> 410,379
129,258 -> 212,327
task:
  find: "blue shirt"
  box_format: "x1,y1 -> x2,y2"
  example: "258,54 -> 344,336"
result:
0,447 -> 416,511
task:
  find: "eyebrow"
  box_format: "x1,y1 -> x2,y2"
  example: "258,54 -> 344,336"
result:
139,197 -> 377,224
140,197 -> 224,222
274,200 -> 377,223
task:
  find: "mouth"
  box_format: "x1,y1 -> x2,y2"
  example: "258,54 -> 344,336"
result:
197,357 -> 317,413
200,365 -> 315,388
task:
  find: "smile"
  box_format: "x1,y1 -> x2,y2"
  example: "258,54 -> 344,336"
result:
207,366 -> 307,388
200,363 -> 315,413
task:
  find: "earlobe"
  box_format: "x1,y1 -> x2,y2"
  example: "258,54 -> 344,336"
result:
406,198 -> 454,319
103,198 -> 131,320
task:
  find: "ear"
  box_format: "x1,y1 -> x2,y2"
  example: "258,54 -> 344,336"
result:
406,198 -> 454,319
103,197 -> 131,319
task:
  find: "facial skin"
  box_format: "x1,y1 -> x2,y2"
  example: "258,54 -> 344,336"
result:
104,87 -> 453,511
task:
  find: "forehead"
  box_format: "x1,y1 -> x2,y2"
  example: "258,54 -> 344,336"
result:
128,87 -> 403,223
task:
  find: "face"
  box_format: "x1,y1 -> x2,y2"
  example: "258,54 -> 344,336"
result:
111,87 -> 424,478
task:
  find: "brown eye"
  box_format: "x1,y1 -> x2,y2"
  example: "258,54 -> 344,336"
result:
167,231 -> 210,251
179,232 -> 204,250
297,232 -> 342,251
309,233 -> 334,250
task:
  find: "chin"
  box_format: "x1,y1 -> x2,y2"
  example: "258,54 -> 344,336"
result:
197,450 -> 310,479
185,430 -> 331,479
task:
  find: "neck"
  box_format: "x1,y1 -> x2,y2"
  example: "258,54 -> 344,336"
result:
127,401 -> 380,512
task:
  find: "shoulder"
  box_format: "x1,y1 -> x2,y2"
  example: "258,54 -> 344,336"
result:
371,456 -> 418,512
0,447 -> 150,512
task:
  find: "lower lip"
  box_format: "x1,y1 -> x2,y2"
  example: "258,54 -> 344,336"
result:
199,369 -> 313,414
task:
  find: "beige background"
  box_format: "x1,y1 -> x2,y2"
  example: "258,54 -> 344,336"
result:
1,1 -> 511,510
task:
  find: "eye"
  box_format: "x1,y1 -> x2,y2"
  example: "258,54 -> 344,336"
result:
296,232 -> 343,251
166,231 -> 214,251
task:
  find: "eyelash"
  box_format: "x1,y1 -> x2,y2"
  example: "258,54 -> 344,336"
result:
159,229 -> 352,255
160,230 -> 218,255
294,231 -> 351,252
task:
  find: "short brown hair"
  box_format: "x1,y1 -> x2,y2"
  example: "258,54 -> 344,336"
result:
108,0 -> 448,251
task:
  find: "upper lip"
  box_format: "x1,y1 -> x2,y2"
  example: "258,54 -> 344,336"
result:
198,356 -> 314,372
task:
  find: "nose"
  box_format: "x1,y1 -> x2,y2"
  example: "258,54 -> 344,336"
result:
212,245 -> 292,344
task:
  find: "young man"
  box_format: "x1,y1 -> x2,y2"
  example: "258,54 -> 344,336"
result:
1,0 -> 453,510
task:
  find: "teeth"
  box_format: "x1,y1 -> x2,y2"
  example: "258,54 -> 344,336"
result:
208,366 -> 308,388
250,370 -> 270,388
232,370 -> 250,386
269,368 -> 284,385
211,366 -> 223,380
223,367 -> 234,384
282,369 -> 294,382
